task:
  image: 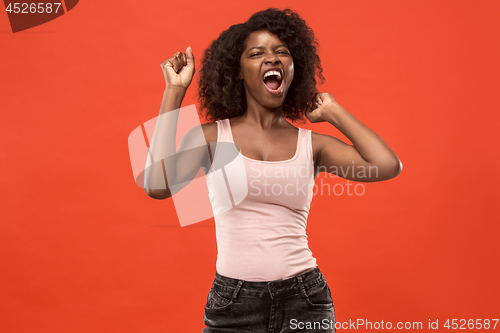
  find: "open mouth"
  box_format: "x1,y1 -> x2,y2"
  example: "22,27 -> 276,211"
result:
263,69 -> 283,92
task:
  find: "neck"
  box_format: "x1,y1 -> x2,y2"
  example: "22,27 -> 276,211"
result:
237,99 -> 288,129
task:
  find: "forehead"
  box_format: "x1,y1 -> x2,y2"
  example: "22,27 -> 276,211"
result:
243,30 -> 288,50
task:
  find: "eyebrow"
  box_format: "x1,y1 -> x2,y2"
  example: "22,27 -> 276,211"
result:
246,44 -> 288,52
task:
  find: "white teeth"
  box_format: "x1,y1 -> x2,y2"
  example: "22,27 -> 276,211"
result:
263,70 -> 282,80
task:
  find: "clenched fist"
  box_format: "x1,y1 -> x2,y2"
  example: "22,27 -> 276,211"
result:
306,92 -> 344,123
160,46 -> 195,91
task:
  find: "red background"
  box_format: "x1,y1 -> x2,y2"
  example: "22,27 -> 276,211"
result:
1,0 -> 499,332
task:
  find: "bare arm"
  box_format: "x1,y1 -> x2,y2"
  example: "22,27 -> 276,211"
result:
144,47 -> 209,199
308,93 -> 402,182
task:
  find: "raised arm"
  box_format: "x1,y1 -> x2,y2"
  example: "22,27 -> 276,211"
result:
144,46 -> 209,199
308,93 -> 402,182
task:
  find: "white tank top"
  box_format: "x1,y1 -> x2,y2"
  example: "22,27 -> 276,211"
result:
205,118 -> 318,281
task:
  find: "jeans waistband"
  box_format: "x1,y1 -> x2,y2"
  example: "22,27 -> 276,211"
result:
212,266 -> 325,300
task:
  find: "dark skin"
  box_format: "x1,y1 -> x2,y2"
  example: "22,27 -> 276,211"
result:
148,29 -> 401,199
202,30 -> 401,179
223,29 -> 297,163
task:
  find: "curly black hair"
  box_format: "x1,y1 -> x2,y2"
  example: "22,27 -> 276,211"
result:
198,8 -> 324,123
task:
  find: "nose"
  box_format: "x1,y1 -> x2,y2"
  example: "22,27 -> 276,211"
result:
265,53 -> 280,64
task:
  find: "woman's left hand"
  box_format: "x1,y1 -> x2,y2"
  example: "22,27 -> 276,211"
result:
306,92 -> 342,123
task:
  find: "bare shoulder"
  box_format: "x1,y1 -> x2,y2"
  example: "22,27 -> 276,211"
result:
201,121 -> 217,144
311,130 -> 350,148
178,121 -> 217,160
310,130 -> 351,167
311,131 -> 332,166
200,122 -> 218,163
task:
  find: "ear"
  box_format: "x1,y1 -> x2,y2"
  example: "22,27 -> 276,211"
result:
238,72 -> 243,80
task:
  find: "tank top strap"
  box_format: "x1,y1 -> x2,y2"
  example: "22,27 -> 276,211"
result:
306,128 -> 313,163
211,119 -> 235,171
296,127 -> 313,163
216,118 -> 234,144
305,128 -> 318,178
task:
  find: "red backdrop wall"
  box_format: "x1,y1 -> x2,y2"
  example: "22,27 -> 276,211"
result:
1,0 -> 499,332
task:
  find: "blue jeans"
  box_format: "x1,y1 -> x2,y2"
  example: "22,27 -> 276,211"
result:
202,266 -> 336,333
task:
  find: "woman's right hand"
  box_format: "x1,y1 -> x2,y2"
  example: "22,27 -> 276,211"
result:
161,46 -> 195,91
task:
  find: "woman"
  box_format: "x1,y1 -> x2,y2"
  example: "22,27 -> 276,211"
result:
146,8 -> 402,333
